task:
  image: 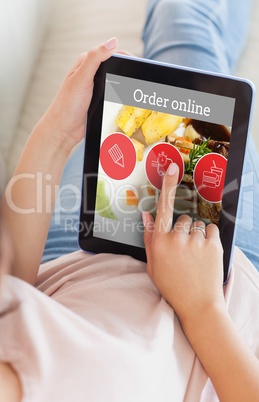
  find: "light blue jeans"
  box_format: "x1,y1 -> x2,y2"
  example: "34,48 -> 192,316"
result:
42,0 -> 259,271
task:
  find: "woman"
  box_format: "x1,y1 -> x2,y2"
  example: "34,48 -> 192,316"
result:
1,0 -> 259,401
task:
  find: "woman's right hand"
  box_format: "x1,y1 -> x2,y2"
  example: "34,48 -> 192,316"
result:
142,162 -> 226,327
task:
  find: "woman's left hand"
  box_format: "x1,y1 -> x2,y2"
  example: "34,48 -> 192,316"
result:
4,38 -> 118,285
37,37 -> 118,154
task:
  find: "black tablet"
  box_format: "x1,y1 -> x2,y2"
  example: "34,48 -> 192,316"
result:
79,54 -> 254,283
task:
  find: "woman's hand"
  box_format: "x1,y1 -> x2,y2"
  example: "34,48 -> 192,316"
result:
4,39 -> 118,285
142,162 -> 225,326
36,37 -> 118,154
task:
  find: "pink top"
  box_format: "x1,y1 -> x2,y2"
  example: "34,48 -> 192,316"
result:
0,247 -> 258,402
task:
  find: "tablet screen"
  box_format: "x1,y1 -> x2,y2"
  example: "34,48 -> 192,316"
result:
93,72 -> 235,248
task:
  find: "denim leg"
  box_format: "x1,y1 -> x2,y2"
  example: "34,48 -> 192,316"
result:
143,0 -> 230,73
143,0 -> 253,73
234,137 -> 259,270
42,142 -> 84,263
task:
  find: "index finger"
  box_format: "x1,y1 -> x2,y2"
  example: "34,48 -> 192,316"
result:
154,163 -> 179,234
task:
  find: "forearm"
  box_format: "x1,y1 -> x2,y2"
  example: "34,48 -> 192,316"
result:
181,305 -> 259,402
3,121 -> 70,285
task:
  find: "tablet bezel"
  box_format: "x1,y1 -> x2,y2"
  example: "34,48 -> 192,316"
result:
79,54 -> 254,283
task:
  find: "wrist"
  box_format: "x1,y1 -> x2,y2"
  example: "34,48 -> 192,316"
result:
35,113 -> 79,158
17,120 -> 71,177
179,301 -> 228,341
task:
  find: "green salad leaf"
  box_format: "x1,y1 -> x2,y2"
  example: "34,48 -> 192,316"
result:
185,139 -> 211,175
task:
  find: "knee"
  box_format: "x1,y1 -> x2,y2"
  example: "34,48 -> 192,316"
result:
152,0 -> 224,31
154,0 -> 195,22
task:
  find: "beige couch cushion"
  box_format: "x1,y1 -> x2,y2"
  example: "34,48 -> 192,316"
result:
0,0 -> 52,175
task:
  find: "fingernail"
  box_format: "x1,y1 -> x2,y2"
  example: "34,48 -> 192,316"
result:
103,37 -> 118,50
167,162 -> 178,176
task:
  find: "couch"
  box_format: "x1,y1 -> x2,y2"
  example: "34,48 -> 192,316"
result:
1,0 -> 258,190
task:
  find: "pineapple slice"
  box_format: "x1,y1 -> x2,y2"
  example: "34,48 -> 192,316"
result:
115,105 -> 151,137
131,138 -> 145,161
142,112 -> 182,145
184,124 -> 201,142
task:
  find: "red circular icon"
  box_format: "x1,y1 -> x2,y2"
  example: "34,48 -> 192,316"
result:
145,143 -> 184,190
193,153 -> 227,203
100,133 -> 136,180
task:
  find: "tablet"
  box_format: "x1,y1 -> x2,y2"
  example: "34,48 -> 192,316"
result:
79,54 -> 254,283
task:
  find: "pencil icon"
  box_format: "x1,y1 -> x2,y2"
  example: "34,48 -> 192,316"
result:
108,143 -> 125,168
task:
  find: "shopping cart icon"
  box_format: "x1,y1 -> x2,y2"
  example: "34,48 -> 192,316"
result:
108,143 -> 125,168
202,161 -> 223,188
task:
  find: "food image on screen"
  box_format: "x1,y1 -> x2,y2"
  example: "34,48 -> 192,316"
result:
93,73 -> 234,248
114,104 -> 230,225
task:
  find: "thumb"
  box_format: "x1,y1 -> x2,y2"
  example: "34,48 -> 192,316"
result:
142,211 -> 154,264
